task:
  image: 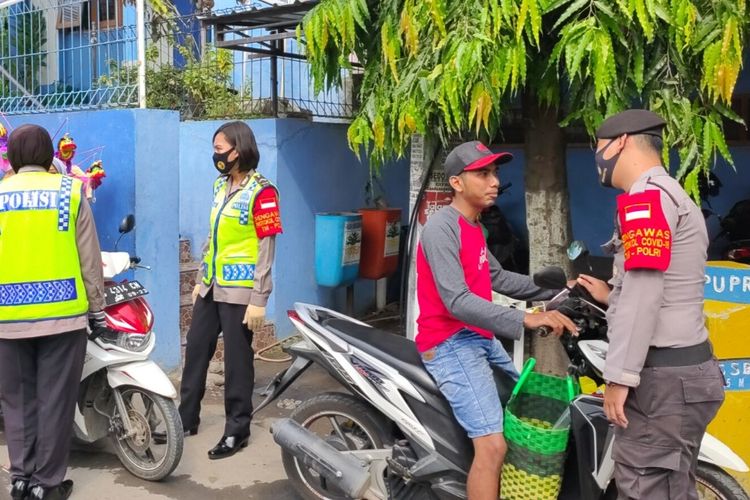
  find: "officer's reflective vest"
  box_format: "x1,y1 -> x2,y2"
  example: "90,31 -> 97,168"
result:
0,172 -> 88,322
202,171 -> 271,288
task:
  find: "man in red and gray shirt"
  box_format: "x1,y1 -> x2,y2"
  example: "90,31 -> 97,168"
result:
417,141 -> 577,500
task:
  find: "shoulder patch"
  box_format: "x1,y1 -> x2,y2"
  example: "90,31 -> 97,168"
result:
617,189 -> 672,272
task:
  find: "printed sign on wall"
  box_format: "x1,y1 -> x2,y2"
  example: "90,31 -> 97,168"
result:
718,359 -> 750,391
705,266 -> 750,304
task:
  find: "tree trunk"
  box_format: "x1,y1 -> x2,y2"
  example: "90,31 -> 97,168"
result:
523,92 -> 574,376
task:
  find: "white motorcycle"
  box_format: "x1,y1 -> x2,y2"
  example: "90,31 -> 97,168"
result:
255,266 -> 748,499
73,215 -> 183,481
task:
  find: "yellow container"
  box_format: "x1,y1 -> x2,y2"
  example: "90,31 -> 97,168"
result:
704,261 -> 750,490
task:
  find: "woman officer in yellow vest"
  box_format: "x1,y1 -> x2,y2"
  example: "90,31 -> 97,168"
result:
176,121 -> 282,460
0,124 -> 106,500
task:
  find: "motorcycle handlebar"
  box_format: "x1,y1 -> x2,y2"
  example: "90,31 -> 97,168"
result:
534,326 -> 578,341
535,326 -> 552,337
128,256 -> 151,271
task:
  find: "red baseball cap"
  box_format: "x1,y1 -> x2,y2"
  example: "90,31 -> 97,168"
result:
444,141 -> 513,178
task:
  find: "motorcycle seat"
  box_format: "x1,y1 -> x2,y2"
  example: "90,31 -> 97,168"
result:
323,318 -> 443,396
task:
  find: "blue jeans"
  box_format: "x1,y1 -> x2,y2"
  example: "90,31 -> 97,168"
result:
420,329 -> 519,438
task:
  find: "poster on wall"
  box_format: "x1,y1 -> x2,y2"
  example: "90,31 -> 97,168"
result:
417,169 -> 453,225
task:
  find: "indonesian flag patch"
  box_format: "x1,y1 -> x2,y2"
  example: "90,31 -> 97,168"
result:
623,203 -> 651,222
617,189 -> 672,272
253,187 -> 283,238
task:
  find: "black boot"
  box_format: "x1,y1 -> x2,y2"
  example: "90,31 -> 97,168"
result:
207,434 -> 249,460
10,478 -> 29,500
28,480 -> 73,500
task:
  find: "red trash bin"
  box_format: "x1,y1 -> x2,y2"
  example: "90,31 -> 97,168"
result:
358,208 -> 402,280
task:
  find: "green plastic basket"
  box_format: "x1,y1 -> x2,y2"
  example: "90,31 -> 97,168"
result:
501,358 -> 578,500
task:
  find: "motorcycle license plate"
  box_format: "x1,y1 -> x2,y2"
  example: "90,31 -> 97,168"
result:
104,280 -> 149,306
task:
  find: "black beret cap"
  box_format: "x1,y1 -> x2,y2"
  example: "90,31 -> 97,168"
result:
595,109 -> 666,139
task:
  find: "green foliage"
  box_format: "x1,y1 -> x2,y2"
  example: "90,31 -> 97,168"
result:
0,9 -> 47,98
302,0 -> 749,193
99,44 -> 248,120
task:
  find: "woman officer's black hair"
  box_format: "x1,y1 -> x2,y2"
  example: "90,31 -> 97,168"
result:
213,121 -> 260,172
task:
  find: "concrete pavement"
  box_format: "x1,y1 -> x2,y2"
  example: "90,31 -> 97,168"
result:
1,361 -> 341,500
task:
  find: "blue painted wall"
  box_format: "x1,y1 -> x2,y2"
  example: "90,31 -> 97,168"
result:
273,119 -> 409,337
565,146 -> 750,256
4,109 -> 182,371
566,147 -> 618,253
132,109 -> 181,370
488,146 -> 615,253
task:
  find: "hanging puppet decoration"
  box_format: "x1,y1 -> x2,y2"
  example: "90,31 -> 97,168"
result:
0,118 -> 106,194
0,123 -> 12,180
53,133 -> 106,200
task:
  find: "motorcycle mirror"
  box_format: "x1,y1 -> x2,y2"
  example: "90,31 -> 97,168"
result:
567,240 -> 589,261
119,214 -> 135,234
533,266 -> 568,289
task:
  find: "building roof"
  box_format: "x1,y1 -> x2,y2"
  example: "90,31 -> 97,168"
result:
199,0 -> 319,58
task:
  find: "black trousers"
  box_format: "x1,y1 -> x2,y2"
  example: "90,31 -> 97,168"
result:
0,329 -> 87,488
179,290 -> 255,436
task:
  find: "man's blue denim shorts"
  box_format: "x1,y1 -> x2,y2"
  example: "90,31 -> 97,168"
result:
420,329 -> 519,439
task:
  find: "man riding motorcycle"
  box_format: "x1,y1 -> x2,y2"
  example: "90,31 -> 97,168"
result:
415,141 -> 578,500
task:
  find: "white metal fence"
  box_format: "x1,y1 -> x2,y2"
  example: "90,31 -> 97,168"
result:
0,0 -> 354,119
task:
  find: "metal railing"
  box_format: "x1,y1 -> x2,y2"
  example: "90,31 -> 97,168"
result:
0,1 -> 354,120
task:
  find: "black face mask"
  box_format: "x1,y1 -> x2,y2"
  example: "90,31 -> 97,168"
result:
212,148 -> 236,174
594,139 -> 621,188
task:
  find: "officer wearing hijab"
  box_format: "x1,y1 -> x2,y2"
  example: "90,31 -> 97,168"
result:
576,109 -> 725,499
0,124 -> 106,500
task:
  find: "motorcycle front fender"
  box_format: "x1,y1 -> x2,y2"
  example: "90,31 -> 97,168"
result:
107,360 -> 177,399
699,432 -> 749,472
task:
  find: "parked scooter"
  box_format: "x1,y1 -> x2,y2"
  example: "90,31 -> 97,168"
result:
71,214 -> 184,481
254,259 -> 748,499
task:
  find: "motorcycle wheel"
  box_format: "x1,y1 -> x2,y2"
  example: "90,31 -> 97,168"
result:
696,463 -> 750,500
281,392 -> 392,500
110,387 -> 183,481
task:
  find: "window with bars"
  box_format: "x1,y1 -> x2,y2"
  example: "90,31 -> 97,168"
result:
57,0 -> 122,30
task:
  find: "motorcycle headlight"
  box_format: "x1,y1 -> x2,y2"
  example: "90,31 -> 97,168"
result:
116,332 -> 152,352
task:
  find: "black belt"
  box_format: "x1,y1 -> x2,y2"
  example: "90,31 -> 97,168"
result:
643,341 -> 713,368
